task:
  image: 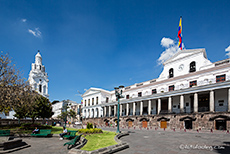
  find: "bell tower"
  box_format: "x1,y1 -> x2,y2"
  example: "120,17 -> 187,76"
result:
28,50 -> 49,98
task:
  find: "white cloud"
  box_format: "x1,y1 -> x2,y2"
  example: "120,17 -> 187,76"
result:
160,37 -> 174,48
157,37 -> 181,65
21,19 -> 27,22
225,45 -> 230,57
28,28 -> 41,38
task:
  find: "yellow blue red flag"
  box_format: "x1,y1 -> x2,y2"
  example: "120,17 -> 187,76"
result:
178,17 -> 182,50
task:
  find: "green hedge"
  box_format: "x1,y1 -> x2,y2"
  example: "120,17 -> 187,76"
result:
78,128 -> 103,134
20,123 -> 52,130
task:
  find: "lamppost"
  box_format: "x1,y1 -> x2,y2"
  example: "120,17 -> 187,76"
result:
114,85 -> 124,133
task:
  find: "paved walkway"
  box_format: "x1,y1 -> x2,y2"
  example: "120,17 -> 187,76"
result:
7,127 -> 230,154
12,136 -> 68,154
98,126 -> 230,154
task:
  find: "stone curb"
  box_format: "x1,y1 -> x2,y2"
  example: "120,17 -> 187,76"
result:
68,132 -> 129,154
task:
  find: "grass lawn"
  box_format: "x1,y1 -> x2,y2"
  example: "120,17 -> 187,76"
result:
80,131 -> 118,151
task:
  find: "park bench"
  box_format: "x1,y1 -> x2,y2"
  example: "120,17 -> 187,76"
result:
0,130 -> 10,136
63,134 -> 82,149
31,129 -> 52,137
63,130 -> 78,139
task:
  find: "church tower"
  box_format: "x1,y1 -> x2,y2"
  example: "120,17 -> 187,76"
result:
28,50 -> 49,98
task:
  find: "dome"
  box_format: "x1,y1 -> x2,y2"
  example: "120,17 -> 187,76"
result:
35,50 -> 42,57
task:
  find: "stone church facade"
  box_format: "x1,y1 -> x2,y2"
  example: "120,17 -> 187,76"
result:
82,48 -> 230,130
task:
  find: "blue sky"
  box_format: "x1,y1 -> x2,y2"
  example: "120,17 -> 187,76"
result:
0,0 -> 230,103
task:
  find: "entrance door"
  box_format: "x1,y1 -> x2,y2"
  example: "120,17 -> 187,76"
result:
128,121 -> 132,127
184,120 -> 192,129
160,121 -> 167,128
142,121 -> 148,128
216,120 -> 226,130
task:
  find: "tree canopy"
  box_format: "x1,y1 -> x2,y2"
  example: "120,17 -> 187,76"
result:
0,51 -> 34,113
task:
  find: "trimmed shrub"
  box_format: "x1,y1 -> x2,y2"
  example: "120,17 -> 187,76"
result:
78,128 -> 103,134
87,123 -> 93,129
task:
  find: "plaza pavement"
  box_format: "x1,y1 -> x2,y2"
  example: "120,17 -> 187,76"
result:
11,135 -> 69,154
98,126 -> 230,154
9,126 -> 230,154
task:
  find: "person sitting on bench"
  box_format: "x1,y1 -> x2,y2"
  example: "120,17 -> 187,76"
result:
32,127 -> 39,134
59,126 -> 68,140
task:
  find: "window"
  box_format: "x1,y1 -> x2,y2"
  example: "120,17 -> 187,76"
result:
152,89 -> 157,94
169,68 -> 174,78
106,97 -> 109,103
216,74 -> 226,83
88,99 -> 90,106
96,97 -> 98,104
186,102 -> 189,107
39,84 -> 42,92
92,98 -> 94,105
35,65 -> 36,69
85,100 -> 86,106
190,80 -> 197,87
40,65 -> 41,70
169,85 -> 174,91
126,95 -> 129,99
189,61 -> 196,72
218,100 -> 224,106
138,92 -> 142,97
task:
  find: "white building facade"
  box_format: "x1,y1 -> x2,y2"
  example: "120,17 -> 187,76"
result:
82,48 -> 230,130
28,51 -> 49,98
52,100 -> 76,119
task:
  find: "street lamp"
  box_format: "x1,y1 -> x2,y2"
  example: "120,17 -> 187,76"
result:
114,85 -> 124,133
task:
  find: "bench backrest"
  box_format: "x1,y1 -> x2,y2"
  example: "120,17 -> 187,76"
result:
73,134 -> 82,142
0,130 -> 10,134
39,129 -> 51,134
68,131 -> 77,136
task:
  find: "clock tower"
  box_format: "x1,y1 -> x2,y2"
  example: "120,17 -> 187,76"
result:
28,50 -> 49,98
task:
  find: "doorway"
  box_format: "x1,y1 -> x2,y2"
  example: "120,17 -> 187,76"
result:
184,120 -> 192,129
128,121 -> 133,127
160,121 -> 167,128
215,120 -> 226,130
142,121 -> 148,128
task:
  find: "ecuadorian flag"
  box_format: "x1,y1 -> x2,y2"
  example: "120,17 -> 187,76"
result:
178,17 -> 182,50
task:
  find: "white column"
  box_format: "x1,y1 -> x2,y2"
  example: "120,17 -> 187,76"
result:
158,99 -> 161,114
126,103 -> 129,116
120,104 -> 122,116
194,93 -> 198,113
228,89 -> 230,112
104,107 -> 107,117
114,105 -> 117,116
140,101 -> 143,115
133,102 -> 136,115
210,90 -> 214,112
109,106 -> 111,117
148,100 -> 151,115
180,95 -> 184,113
168,97 -> 172,113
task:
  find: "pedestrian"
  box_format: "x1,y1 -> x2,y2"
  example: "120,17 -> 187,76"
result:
59,126 -> 68,140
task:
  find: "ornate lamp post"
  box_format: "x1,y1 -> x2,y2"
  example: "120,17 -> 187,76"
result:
114,85 -> 124,133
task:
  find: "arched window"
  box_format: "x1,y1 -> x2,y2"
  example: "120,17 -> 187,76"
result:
39,84 -> 42,93
189,61 -> 196,72
169,68 -> 174,78
43,85 -> 46,94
